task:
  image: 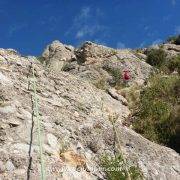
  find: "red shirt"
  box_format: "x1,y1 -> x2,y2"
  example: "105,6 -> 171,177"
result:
123,71 -> 130,81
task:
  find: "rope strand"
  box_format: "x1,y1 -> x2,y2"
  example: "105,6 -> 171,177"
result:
32,65 -> 46,180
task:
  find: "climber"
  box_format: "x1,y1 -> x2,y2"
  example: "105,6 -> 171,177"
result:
122,70 -> 131,86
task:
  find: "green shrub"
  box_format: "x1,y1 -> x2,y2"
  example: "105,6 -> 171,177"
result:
36,56 -> 45,64
103,65 -> 123,88
111,49 -> 118,55
133,74 -> 180,146
100,154 -> 143,180
167,36 -> 177,43
174,35 -> 180,45
110,68 -> 122,86
146,48 -> 167,68
62,63 -> 75,71
120,84 -> 141,110
167,105 -> 180,153
167,35 -> 180,45
94,78 -> 108,90
167,55 -> 180,74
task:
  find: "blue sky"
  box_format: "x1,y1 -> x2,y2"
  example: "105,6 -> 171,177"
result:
0,0 -> 180,55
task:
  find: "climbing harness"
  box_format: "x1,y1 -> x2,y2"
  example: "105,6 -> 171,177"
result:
31,64 -> 46,180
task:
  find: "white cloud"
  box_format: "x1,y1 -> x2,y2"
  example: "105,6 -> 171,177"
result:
152,39 -> 162,45
93,39 -> 107,46
139,41 -> 146,48
76,25 -> 105,39
171,0 -> 176,6
8,23 -> 27,37
95,8 -> 104,17
144,26 -> 149,31
163,15 -> 172,22
117,42 -> 125,49
66,6 -> 107,40
175,26 -> 180,34
79,7 -> 90,19
40,16 -> 59,31
73,6 -> 91,27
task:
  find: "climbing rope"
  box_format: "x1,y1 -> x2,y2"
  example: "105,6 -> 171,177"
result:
31,64 -> 46,180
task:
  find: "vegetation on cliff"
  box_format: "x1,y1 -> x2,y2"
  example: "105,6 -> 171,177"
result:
134,46 -> 180,152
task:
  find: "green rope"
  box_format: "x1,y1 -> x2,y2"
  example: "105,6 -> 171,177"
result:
32,65 -> 46,180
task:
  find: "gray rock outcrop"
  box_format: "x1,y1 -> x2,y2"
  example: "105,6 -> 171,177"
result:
46,41 -> 153,86
42,40 -> 76,72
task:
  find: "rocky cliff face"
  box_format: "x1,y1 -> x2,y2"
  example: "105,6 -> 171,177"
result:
43,41 -> 152,86
0,42 -> 180,180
